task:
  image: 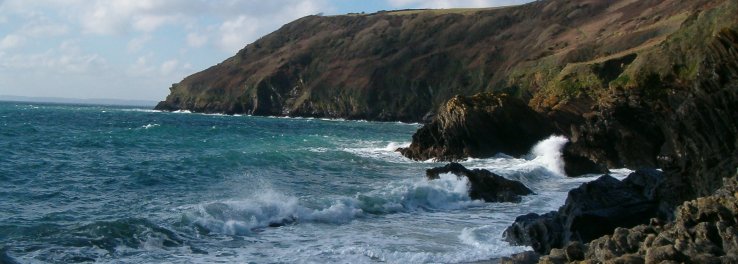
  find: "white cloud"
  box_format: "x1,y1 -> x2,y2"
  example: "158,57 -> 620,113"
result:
216,15 -> 260,53
386,0 -> 530,9
127,35 -> 152,53
0,0 -> 333,100
0,34 -> 25,49
21,20 -> 69,37
186,32 -> 207,48
0,49 -> 107,74
160,59 -> 179,75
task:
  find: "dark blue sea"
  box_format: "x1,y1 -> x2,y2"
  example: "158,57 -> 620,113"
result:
0,101 -> 630,263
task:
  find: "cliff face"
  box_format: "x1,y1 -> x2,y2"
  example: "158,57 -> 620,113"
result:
402,0 -> 738,185
155,0 -> 711,122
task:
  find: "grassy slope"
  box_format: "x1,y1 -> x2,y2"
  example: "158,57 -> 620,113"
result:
156,0 -> 733,122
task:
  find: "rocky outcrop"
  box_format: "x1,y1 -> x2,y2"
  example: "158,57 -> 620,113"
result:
400,93 -> 555,161
561,143 -> 608,177
426,162 -> 534,203
504,169 -> 665,254
531,175 -> 738,264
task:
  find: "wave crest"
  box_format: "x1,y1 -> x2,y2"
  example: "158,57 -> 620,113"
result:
184,174 -> 482,235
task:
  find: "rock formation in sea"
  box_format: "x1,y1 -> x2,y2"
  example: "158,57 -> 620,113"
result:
426,162 -> 534,203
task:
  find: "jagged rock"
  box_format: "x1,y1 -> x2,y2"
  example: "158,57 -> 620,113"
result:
505,212 -> 564,254
401,93 -> 555,161
500,251 -> 540,264
504,170 -> 665,254
561,143 -> 609,177
532,175 -> 738,263
426,162 -> 534,203
563,241 -> 585,262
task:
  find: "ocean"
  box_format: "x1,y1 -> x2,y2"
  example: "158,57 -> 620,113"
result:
0,101 -> 630,263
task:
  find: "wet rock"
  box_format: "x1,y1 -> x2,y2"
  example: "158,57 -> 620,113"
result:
561,143 -> 609,177
426,162 -> 534,203
499,251 -> 540,264
532,175 -> 738,263
644,245 -> 684,263
400,92 -> 555,161
564,241 -> 585,261
505,171 -> 664,254
504,212 -> 564,254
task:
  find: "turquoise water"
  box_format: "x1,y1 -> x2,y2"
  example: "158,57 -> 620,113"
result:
0,101 -> 628,263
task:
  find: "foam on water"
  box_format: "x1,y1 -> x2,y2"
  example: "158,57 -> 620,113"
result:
184,174 -> 482,235
141,123 -> 160,129
341,141 -> 413,163
1,102 -> 646,263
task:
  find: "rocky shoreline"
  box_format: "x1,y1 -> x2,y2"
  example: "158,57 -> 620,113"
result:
153,0 -> 738,262
407,6 -> 738,262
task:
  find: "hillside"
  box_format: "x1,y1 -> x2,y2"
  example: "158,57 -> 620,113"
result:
155,0 -> 719,122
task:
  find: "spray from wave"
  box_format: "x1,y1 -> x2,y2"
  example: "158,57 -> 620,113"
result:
528,135 -> 569,176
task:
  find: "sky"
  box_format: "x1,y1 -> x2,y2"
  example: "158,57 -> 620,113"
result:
0,0 -> 532,101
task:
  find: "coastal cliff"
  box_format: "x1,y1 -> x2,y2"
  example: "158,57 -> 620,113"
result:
403,0 -> 738,204
155,0 -> 713,122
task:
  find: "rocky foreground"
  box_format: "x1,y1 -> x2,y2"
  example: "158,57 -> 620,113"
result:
156,0 -> 738,262
503,174 -> 738,264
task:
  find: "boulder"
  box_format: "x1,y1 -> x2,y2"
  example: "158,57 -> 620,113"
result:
504,170 -> 665,254
400,92 -> 556,161
426,162 -> 534,203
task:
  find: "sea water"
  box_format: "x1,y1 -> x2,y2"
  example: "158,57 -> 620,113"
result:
0,101 -> 631,263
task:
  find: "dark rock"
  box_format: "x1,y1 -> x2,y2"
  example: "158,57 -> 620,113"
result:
499,251 -> 540,264
401,92 -> 556,161
655,27 -> 738,215
644,245 -> 685,263
559,174 -> 660,244
504,212 -> 564,254
540,248 -> 567,264
561,142 -> 609,177
564,241 -> 586,261
505,172 -> 665,254
622,169 -> 664,200
426,162 -> 533,203
534,175 -> 738,263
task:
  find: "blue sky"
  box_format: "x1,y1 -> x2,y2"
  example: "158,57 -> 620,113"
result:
0,0 -> 531,101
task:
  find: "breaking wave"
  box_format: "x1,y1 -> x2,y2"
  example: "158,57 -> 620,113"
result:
183,174 -> 482,235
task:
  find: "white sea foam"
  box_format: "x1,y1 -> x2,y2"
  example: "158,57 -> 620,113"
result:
185,174 -> 481,235
341,141 -> 412,163
141,123 -> 160,129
